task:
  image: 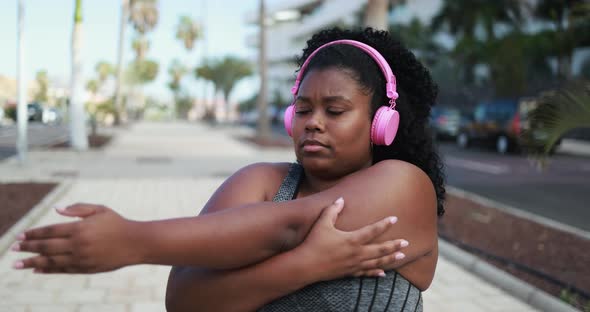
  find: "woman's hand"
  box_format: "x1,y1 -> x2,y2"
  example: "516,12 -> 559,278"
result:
293,197 -> 409,283
12,203 -> 141,274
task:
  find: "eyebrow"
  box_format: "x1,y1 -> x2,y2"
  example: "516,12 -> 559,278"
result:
296,95 -> 353,105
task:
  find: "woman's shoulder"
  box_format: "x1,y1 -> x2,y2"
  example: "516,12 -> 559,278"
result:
372,159 -> 433,187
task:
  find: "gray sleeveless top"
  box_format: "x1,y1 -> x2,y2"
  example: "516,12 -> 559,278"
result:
259,163 -> 423,312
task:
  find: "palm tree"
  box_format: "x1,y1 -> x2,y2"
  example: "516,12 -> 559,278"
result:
129,0 -> 159,34
34,70 -> 49,103
431,0 -> 524,83
364,0 -> 390,30
132,36 -> 149,61
534,0 -> 589,80
196,57 -> 252,122
175,15 -> 200,115
70,0 -> 88,150
95,61 -> 114,85
113,0 -> 129,126
127,0 -> 159,119
525,80 -> 590,166
176,16 -> 201,51
168,59 -> 187,94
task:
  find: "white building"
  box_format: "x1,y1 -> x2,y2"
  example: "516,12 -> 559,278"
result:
245,0 -> 444,104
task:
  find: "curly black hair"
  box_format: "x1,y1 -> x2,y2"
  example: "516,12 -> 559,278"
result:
296,27 -> 446,216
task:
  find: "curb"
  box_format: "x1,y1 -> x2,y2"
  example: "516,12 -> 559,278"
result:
446,186 -> 590,240
438,240 -> 578,312
0,179 -> 74,256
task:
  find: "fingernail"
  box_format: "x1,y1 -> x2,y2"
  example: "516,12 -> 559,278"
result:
378,272 -> 386,277
400,240 -> 409,247
335,197 -> 344,205
389,216 -> 398,224
54,206 -> 66,212
13,261 -> 24,269
16,233 -> 25,241
395,253 -> 405,260
11,243 -> 20,251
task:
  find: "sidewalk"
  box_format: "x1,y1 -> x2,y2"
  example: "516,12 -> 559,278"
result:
0,121 -> 541,312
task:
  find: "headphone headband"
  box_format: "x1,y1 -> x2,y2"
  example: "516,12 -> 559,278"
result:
291,39 -> 398,100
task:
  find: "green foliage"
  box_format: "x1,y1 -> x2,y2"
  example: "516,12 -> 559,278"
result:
33,70 -> 49,103
174,95 -> 193,119
73,0 -> 82,23
95,61 -> 114,83
176,16 -> 201,51
129,0 -> 159,35
96,98 -> 117,115
126,59 -> 159,84
4,105 -> 16,121
195,56 -> 253,100
86,79 -> 99,94
167,59 -> 187,93
524,80 -> 590,164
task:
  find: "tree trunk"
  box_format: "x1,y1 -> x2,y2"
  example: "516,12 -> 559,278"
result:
70,0 -> 88,150
113,0 -> 129,126
364,0 -> 389,30
16,0 -> 28,164
256,0 -> 271,140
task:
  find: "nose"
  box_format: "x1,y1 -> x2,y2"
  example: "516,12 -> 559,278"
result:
304,110 -> 325,133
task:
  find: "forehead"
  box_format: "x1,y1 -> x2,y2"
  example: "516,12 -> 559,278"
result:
298,67 -> 364,96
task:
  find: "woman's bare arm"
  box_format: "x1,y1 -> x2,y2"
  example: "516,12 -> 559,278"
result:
166,199 -> 407,312
16,160 -> 436,272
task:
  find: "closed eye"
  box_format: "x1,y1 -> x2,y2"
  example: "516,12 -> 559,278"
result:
327,110 -> 344,115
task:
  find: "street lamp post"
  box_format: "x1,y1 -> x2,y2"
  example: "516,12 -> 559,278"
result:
256,0 -> 270,140
16,0 -> 28,165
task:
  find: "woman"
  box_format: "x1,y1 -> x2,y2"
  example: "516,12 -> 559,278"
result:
14,28 -> 445,311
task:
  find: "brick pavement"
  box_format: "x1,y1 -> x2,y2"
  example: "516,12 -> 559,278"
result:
0,121 -> 540,311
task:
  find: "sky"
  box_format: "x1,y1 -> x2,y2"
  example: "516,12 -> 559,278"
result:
0,0 -> 268,103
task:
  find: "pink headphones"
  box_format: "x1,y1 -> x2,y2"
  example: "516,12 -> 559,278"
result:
284,39 -> 400,146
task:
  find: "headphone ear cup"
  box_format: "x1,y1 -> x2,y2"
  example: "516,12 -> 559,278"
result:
284,105 -> 296,137
371,106 -> 400,146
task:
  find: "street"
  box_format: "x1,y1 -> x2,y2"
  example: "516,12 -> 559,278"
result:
438,141 -> 590,232
0,123 -> 68,160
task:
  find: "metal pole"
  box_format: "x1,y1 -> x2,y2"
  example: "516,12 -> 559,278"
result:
16,0 -> 28,165
201,0 -> 208,119
113,0 -> 129,125
256,0 -> 270,139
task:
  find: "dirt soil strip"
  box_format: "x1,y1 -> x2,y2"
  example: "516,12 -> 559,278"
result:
0,181 -> 74,255
440,188 -> 590,310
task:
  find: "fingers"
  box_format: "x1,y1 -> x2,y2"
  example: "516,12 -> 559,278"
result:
359,250 -> 407,271
20,222 -> 75,241
14,254 -> 74,270
56,203 -> 103,218
12,238 -> 72,255
319,197 -> 345,226
352,216 -> 398,244
353,269 -> 386,278
360,239 -> 408,262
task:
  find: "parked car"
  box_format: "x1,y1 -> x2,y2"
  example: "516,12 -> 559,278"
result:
42,107 -> 63,125
429,106 -> 467,141
27,102 -> 44,122
456,98 -> 559,154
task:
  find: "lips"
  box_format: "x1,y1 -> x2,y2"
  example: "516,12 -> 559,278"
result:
301,139 -> 329,152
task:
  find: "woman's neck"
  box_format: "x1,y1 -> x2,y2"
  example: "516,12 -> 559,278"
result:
299,161 -> 372,196
300,173 -> 342,196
